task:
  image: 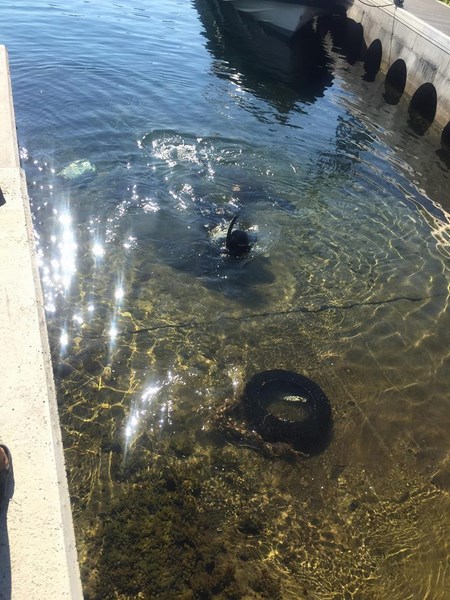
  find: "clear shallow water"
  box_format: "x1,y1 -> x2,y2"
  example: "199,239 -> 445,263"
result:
2,1 -> 450,598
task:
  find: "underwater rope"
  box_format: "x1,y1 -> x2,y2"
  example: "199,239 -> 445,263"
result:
126,293 -> 435,337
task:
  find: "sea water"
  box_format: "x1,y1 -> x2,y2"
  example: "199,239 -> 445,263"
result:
1,0 -> 450,598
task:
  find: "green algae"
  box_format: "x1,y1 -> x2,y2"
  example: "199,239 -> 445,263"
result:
79,443 -> 283,600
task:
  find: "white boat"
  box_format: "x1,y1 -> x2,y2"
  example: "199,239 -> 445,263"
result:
219,0 -> 351,36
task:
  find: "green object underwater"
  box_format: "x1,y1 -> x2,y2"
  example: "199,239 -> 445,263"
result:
58,159 -> 96,179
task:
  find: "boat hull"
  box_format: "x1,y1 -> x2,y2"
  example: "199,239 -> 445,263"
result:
220,0 -> 348,35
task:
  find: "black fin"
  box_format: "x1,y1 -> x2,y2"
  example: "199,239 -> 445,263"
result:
226,215 -> 238,248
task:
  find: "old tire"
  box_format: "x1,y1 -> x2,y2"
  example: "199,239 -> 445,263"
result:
242,370 -> 332,453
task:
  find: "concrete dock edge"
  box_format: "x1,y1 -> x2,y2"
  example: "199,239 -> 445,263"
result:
347,0 -> 450,129
0,45 -> 84,600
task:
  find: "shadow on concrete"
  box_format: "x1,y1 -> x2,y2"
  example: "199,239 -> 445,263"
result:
0,453 -> 14,600
0,510 -> 12,600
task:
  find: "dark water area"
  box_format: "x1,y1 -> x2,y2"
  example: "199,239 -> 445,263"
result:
2,0 -> 450,598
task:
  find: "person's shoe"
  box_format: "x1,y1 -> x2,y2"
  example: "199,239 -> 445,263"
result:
0,445 -> 12,508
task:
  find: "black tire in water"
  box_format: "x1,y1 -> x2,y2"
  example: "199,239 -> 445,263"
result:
242,370 -> 332,454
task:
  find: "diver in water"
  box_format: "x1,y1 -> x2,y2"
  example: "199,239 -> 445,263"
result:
226,215 -> 253,257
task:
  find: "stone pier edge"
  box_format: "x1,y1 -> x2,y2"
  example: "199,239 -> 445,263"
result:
0,45 -> 84,599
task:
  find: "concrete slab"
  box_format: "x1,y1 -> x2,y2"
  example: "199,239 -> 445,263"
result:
0,46 -> 83,600
0,48 -> 19,169
404,0 -> 450,37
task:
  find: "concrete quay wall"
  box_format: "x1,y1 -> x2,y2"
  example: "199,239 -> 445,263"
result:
0,45 -> 84,600
346,0 -> 450,134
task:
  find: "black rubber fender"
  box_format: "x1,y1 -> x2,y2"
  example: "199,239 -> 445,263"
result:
242,370 -> 332,453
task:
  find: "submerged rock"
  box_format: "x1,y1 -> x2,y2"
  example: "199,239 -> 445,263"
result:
58,159 -> 96,180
